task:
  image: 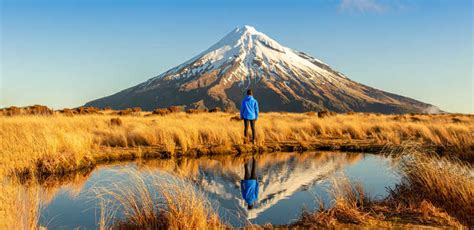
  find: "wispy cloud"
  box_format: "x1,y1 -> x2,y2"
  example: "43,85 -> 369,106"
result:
338,0 -> 387,13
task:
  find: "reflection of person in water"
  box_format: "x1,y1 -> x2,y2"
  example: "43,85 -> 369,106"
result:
240,157 -> 259,209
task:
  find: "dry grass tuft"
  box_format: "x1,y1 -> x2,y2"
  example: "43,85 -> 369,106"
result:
76,106 -> 101,115
317,110 -> 335,118
150,106 -> 183,116
229,115 -> 241,122
0,105 -> 53,116
152,108 -> 171,116
115,108 -> 141,116
185,108 -> 207,114
97,169 -> 226,229
0,177 -> 44,230
167,106 -> 182,113
292,177 -> 379,228
110,117 -> 122,126
293,148 -> 472,228
209,107 -> 221,113
386,148 -> 474,226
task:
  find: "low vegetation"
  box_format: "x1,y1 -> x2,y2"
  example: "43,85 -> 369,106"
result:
386,148 -> 473,226
1,106 -> 472,178
0,165 -> 96,229
293,147 -> 473,228
96,170 -> 225,230
0,105 -> 472,229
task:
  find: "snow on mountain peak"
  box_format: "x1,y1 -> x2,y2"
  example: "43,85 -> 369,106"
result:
86,25 -> 438,114
152,25 -> 329,81
236,25 -> 258,34
142,24 -> 346,89
217,25 -> 284,51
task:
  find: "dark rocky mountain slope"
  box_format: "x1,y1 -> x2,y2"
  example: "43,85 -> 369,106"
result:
85,25 -> 439,114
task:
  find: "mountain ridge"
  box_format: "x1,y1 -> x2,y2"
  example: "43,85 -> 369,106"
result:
85,25 -> 440,114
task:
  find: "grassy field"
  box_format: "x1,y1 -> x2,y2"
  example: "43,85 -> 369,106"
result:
96,170 -> 225,230
0,110 -> 473,229
1,111 -> 472,178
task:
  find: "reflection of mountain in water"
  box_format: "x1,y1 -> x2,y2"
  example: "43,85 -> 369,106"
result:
25,152 -> 362,229
192,152 -> 361,221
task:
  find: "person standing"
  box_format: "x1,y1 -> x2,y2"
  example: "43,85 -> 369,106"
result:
240,89 -> 259,144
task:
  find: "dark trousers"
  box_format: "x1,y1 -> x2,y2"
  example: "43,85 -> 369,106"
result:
244,119 -> 256,142
244,158 -> 257,180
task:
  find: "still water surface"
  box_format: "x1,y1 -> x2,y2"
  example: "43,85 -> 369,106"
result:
37,152 -> 400,229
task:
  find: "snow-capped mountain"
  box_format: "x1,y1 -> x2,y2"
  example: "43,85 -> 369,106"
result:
85,25 -> 439,113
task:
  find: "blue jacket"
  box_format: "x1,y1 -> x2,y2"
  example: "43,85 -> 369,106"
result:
240,96 -> 259,120
240,179 -> 259,205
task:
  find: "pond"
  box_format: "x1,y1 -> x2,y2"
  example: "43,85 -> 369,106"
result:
35,152 -> 400,229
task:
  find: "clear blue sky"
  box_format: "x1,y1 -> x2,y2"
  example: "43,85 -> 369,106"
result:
1,0 -> 473,113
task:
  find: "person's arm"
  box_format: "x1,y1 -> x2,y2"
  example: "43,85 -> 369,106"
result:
255,100 -> 259,120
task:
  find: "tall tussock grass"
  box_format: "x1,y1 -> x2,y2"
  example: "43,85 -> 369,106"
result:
386,147 -> 474,227
0,178 -> 45,230
1,166 -> 97,229
1,112 -> 472,178
292,177 -> 385,228
294,147 -> 473,228
1,112 -> 472,228
97,169 -> 226,230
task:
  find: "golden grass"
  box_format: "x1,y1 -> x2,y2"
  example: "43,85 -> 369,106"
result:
293,177 -> 383,228
293,148 -> 473,229
96,169 -> 226,230
385,148 -> 474,226
1,112 -> 472,178
0,177 -> 48,230
0,167 -> 96,229
0,112 -> 472,228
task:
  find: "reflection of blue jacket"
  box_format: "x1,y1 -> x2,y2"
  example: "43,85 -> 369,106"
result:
240,179 -> 259,205
240,96 -> 259,120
